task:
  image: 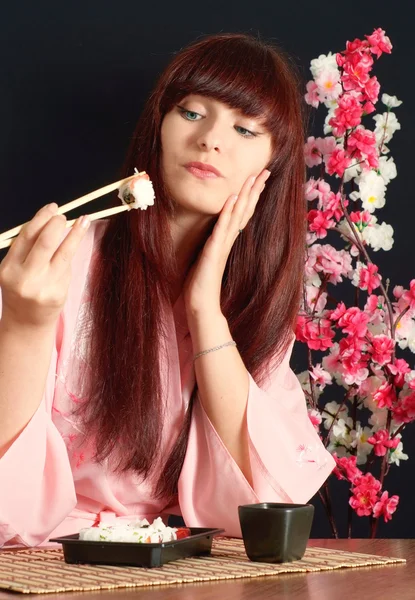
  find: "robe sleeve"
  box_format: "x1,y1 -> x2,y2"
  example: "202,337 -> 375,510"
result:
178,335 -> 335,537
0,297 -> 77,547
0,223 -> 98,547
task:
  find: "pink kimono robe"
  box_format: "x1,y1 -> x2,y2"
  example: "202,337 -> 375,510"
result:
0,221 -> 335,547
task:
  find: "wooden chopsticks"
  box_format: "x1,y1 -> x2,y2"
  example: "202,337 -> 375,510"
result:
0,173 -> 145,250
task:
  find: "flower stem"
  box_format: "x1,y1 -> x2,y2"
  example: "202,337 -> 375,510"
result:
319,482 -> 339,538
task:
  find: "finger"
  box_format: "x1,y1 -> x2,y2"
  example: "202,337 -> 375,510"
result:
242,177 -> 268,225
50,215 -> 91,274
231,170 -> 271,232
245,169 -> 271,208
4,203 -> 59,264
212,194 -> 238,242
23,214 -> 69,270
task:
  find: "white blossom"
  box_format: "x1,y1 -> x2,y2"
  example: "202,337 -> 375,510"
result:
388,436 -> 409,466
343,159 -> 362,183
310,52 -> 339,79
322,401 -> 348,430
349,425 -> 374,465
297,370 -> 324,400
352,170 -> 386,213
373,112 -> 401,146
397,323 -> 415,352
378,156 -> 397,185
381,93 -> 403,108
362,218 -> 394,252
368,409 -> 388,429
330,417 -> 354,451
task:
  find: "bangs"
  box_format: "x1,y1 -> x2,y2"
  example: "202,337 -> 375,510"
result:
160,35 -> 295,139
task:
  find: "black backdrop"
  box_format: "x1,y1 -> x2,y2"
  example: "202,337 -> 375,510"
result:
1,1 -> 414,537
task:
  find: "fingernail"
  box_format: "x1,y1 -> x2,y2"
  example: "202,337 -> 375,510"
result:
231,195 -> 239,205
250,176 -> 256,185
265,170 -> 271,178
80,216 -> 90,229
48,202 -> 58,211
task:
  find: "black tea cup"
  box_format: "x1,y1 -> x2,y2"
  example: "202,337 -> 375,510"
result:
238,502 -> 314,563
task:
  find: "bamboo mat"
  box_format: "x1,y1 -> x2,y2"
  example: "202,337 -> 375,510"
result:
0,537 -> 406,594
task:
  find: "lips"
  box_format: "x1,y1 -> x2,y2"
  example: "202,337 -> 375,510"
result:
184,162 -> 222,177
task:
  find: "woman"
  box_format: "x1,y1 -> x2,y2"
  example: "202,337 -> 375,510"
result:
0,32 -> 335,547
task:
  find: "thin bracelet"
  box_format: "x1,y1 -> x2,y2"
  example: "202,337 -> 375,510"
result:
193,340 -> 237,362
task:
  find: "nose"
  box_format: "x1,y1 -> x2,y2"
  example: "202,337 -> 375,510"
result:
196,122 -> 223,152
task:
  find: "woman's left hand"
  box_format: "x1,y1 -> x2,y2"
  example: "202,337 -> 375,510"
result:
183,168 -> 271,318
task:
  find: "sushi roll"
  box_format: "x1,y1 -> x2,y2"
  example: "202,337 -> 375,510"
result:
78,516 -> 181,543
117,168 -> 155,210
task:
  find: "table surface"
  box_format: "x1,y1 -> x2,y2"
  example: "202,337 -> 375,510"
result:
0,539 -> 412,600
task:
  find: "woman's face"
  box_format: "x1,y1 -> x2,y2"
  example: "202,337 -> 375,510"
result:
160,94 -> 273,215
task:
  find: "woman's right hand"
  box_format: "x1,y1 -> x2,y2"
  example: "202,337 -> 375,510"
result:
0,203 -> 90,330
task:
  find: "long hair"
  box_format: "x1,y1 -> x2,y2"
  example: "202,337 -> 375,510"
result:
77,32 -> 308,502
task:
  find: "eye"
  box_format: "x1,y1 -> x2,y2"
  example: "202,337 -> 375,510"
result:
177,107 -> 202,121
176,106 -> 258,138
235,126 -> 257,138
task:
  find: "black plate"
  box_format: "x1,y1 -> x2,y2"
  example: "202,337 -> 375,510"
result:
50,527 -> 225,568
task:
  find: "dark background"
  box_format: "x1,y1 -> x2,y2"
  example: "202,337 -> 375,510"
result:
1,1 -> 414,537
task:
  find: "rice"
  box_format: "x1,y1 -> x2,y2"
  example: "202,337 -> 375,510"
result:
79,517 -> 177,543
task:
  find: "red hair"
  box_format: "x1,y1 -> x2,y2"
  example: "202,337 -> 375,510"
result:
77,32 -> 308,503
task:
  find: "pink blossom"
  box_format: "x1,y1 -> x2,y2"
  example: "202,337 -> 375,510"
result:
304,136 -> 323,167
373,491 -> 399,522
322,343 -> 343,373
402,279 -> 415,310
295,316 -> 335,351
393,392 -> 415,424
350,210 -> 372,231
315,136 -> 337,164
309,363 -> 332,388
364,295 -> 387,327
308,408 -> 322,431
306,178 -> 333,208
364,75 -> 380,105
308,209 -> 335,238
373,382 -> 397,409
353,472 -> 382,492
349,473 -> 381,516
347,128 -> 379,169
326,147 -> 352,177
333,454 -> 361,482
329,93 -> 363,137
304,177 -> 320,201
355,263 -> 382,295
323,191 -> 347,221
338,336 -> 369,379
370,334 -> 395,366
337,39 -> 369,69
329,301 -> 347,322
312,244 -> 353,284
403,394 -> 415,420
305,285 -> 328,314
362,100 -> 376,115
368,429 -> 399,456
305,80 -> 320,107
315,69 -> 342,101
365,28 -> 393,58
341,56 -> 371,93
392,285 -> 405,299
338,307 -> 370,338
